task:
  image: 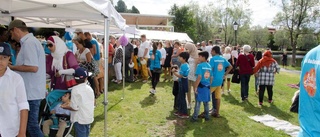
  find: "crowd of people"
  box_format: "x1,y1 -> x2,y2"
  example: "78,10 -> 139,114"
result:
0,19 -> 284,137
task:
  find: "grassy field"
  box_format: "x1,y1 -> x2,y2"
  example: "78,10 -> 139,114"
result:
89,72 -> 300,137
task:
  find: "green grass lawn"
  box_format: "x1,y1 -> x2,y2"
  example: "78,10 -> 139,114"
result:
89,72 -> 300,137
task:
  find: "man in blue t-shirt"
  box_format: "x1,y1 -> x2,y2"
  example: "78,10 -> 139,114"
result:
299,45 -> 320,137
191,51 -> 213,122
209,46 -> 232,118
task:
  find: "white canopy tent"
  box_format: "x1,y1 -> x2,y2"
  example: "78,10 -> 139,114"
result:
0,0 -> 125,136
138,29 -> 193,42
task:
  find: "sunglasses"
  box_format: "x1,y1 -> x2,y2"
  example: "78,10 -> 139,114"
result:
47,43 -> 53,48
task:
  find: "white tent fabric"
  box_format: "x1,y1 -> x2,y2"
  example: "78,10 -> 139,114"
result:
131,29 -> 193,42
0,0 -> 126,30
0,0 -> 125,136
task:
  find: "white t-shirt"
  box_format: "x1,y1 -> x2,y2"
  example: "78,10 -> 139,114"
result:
187,57 -> 197,81
223,53 -> 231,60
70,83 -> 95,124
76,48 -> 90,62
231,50 -> 238,59
138,41 -> 150,58
205,45 -> 213,57
159,48 -> 167,65
0,67 -> 29,137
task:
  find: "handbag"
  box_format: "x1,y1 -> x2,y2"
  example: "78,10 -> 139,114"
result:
231,68 -> 240,84
79,59 -> 99,77
63,55 -> 76,88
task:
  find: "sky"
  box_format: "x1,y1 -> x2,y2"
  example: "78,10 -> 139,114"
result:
116,0 -> 281,27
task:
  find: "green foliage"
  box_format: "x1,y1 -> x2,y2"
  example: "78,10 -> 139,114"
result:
115,0 -> 127,13
115,0 -> 140,14
250,26 -> 269,50
267,34 -> 277,50
169,4 -> 197,42
34,28 -> 65,39
274,29 -> 290,50
271,0 -> 320,66
131,6 -> 140,14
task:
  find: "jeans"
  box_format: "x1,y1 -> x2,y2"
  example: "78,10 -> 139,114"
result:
259,85 -> 273,103
211,92 -> 217,110
192,101 -> 209,120
172,81 -> 179,110
125,59 -> 134,82
178,78 -> 188,114
240,74 -> 251,100
74,122 -> 90,137
255,75 -> 258,92
27,100 -> 44,137
151,70 -> 160,89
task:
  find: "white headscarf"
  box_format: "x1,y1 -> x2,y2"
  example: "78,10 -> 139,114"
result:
47,36 -> 70,71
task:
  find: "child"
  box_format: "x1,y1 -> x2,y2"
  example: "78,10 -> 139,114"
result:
0,42 -> 29,137
61,67 -> 95,137
172,52 -> 190,118
191,51 -> 212,122
43,92 -> 71,137
171,65 -> 179,110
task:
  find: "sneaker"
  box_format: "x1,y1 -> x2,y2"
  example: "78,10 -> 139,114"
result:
228,89 -> 231,93
153,90 -> 156,94
258,102 -> 263,107
149,89 -> 155,94
268,100 -> 273,103
174,111 -> 180,116
142,80 -> 148,83
205,117 -> 210,121
178,114 -> 189,119
222,91 -> 225,94
198,112 -> 205,118
187,104 -> 191,110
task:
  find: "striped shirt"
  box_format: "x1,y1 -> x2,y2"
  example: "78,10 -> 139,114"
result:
257,62 -> 280,85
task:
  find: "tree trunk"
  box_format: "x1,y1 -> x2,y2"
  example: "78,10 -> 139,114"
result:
290,31 -> 297,67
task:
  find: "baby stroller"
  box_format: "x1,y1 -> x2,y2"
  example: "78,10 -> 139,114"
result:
40,89 -> 74,137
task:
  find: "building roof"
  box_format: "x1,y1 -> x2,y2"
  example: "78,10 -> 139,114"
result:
120,13 -> 174,26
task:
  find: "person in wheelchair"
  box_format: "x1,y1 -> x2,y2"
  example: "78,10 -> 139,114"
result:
42,92 -> 71,137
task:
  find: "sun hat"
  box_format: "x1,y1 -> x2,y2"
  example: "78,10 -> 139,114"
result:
8,19 -> 27,30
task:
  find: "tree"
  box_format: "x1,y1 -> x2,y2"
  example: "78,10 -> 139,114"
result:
210,0 -> 252,46
115,0 -> 127,13
274,29 -> 290,51
250,26 -> 269,50
169,4 -> 197,42
272,0 -> 320,66
131,6 -> 140,14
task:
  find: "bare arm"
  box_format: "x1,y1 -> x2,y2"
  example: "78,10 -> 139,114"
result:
9,65 -> 38,73
17,109 -> 28,137
193,75 -> 201,94
86,52 -> 92,63
143,48 -> 148,58
91,44 -> 97,55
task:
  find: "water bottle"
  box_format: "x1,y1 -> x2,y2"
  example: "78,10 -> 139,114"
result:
51,114 -> 59,126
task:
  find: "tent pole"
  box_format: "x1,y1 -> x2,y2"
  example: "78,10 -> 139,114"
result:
103,17 -> 110,137
122,33 -> 125,100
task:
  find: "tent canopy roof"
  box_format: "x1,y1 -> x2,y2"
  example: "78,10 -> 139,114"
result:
0,0 -> 126,30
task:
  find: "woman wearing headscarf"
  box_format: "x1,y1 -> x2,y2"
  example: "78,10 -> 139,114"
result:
46,36 -> 79,90
253,50 -> 280,107
185,42 -> 199,109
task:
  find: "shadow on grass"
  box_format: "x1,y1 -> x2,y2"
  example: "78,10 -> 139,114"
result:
224,93 -> 293,121
90,99 -> 123,130
139,94 -> 157,108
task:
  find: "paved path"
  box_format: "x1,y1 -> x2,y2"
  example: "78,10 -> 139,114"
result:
280,68 -> 301,75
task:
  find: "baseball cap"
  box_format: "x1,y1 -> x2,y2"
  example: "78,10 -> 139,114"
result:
8,19 -> 27,30
74,67 -> 88,80
0,42 -> 11,56
74,28 -> 83,33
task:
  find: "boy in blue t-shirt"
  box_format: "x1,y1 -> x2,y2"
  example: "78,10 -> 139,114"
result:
172,52 -> 190,119
209,46 -> 232,117
191,51 -> 213,122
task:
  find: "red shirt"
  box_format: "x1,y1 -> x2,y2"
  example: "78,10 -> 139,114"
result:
236,53 -> 255,75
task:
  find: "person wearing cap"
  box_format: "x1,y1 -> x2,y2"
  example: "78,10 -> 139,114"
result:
0,42 -> 29,137
61,67 -> 94,137
8,19 -> 46,136
208,46 -> 232,118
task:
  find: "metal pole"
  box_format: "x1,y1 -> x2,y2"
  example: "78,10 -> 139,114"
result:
103,17 -> 110,137
235,30 -> 237,46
